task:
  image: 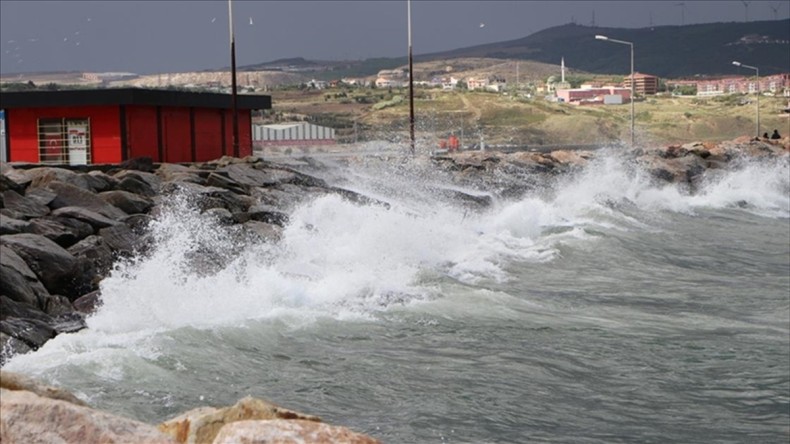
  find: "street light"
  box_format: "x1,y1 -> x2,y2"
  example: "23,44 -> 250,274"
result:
732,61 -> 760,138
596,34 -> 635,146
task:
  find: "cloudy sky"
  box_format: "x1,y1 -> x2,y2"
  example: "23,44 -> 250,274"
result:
1,0 -> 787,75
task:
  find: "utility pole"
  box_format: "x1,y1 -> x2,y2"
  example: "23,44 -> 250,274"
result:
228,0 -> 240,157
407,0 -> 415,155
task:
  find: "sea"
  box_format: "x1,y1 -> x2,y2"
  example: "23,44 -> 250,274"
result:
4,146 -> 789,443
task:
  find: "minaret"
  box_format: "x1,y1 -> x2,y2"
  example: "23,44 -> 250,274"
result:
561,57 -> 565,83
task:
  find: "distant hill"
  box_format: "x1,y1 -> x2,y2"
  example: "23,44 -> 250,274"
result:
418,20 -> 790,78
239,19 -> 789,80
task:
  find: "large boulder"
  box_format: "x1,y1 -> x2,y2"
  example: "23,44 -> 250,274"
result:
157,396 -> 320,444
0,388 -> 176,444
28,216 -> 95,248
0,318 -> 56,350
99,190 -> 154,214
43,180 -> 128,220
0,370 -> 87,406
26,167 -> 90,190
2,190 -> 51,219
212,420 -> 381,444
68,235 -> 115,297
1,234 -> 79,297
0,215 -> 31,235
85,170 -> 119,192
51,206 -> 121,230
114,170 -> 162,197
0,245 -> 50,308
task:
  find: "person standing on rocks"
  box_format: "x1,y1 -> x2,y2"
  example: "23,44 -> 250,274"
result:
770,129 -> 781,139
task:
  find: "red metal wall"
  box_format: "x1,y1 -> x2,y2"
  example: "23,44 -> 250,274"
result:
7,106 -> 122,163
193,108 -> 224,162
161,107 -> 191,163
125,105 -> 159,161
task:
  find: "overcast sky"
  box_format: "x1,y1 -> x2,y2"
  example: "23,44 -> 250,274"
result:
1,1 -> 788,75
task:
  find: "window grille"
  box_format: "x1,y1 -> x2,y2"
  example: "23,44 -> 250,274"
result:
37,118 -> 91,165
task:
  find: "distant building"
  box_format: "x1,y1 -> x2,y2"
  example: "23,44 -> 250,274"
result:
555,86 -> 632,104
668,73 -> 790,97
624,72 -> 659,95
466,77 -> 489,91
1,88 -> 271,164
253,122 -> 335,147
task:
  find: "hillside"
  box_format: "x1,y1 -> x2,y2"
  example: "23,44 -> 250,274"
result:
238,20 -> 789,80
419,20 -> 790,78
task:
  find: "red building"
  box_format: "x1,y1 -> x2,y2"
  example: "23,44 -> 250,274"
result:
0,88 -> 271,165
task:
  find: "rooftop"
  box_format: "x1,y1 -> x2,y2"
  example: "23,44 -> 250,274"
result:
0,87 -> 271,110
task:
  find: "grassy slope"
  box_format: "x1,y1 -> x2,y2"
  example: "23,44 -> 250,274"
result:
265,87 -> 789,146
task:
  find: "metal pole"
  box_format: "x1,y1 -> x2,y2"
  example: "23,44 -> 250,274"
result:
733,61 -> 760,138
595,35 -> 635,147
408,0 -> 415,155
630,42 -> 635,147
755,67 -> 760,138
229,0 -> 240,157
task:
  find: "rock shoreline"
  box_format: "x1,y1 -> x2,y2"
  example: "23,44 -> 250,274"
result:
1,370 -> 379,443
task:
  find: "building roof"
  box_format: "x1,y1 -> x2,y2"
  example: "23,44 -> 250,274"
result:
0,87 -> 271,110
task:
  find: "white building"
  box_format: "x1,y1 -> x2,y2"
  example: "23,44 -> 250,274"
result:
253,122 -> 335,147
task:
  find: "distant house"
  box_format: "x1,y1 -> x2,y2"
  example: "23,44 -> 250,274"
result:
0,88 -> 271,164
466,77 -> 489,91
624,72 -> 659,95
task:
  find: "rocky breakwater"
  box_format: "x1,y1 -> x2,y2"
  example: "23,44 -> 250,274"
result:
430,137 -> 789,196
1,370 -> 380,443
1,155 -> 386,364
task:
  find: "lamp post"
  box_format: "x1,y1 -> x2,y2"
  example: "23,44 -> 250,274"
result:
732,61 -> 759,138
596,34 -> 634,146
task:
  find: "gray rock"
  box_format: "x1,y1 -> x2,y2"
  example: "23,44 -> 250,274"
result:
44,180 -> 128,220
0,296 -> 53,323
114,170 -> 162,196
0,318 -> 56,350
2,190 -> 50,219
218,163 -> 296,187
0,332 -> 32,365
26,167 -> 90,190
84,170 -> 119,192
28,216 -> 95,248
247,203 -> 290,226
121,213 -> 154,234
202,207 -> 235,225
68,235 -> 115,296
0,245 -> 50,308
51,206 -> 120,230
98,224 -> 138,255
242,220 -> 283,242
72,290 -> 102,315
0,215 -> 31,235
205,172 -> 247,194
51,312 -> 86,334
43,295 -> 75,317
1,233 -> 80,297
24,187 -> 57,207
0,170 -> 29,194
98,190 -> 153,214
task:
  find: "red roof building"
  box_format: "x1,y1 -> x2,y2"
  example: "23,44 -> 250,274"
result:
0,88 -> 271,165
